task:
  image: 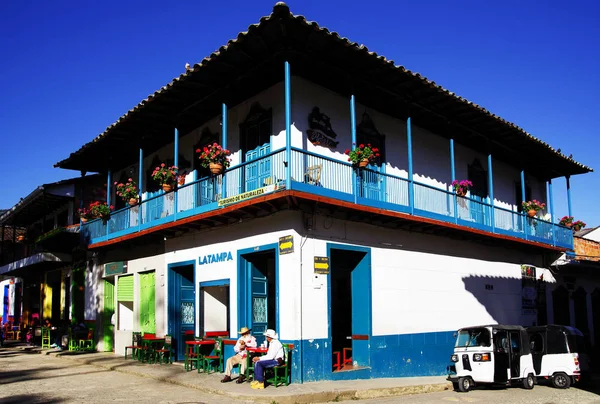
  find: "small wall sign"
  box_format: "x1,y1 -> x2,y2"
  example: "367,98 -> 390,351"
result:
314,257 -> 330,274
278,235 -> 294,255
104,262 -> 127,277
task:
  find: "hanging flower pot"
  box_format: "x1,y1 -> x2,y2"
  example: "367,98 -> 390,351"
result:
162,184 -> 173,192
80,218 -> 88,224
527,209 -> 537,217
209,162 -> 224,175
128,198 -> 138,206
565,222 -> 573,228
16,235 -> 25,242
358,158 -> 369,168
456,189 -> 466,197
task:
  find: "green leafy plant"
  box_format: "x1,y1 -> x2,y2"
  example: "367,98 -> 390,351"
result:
344,143 -> 380,165
114,178 -> 139,201
521,200 -> 545,213
196,143 -> 231,168
152,163 -> 178,186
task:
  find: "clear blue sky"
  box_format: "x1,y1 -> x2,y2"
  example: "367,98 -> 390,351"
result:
1,0 -> 598,225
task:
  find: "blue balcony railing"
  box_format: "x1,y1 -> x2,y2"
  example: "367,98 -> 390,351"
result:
81,147 -> 573,249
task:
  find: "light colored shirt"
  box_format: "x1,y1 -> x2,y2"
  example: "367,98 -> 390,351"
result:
234,334 -> 257,358
259,338 -> 284,361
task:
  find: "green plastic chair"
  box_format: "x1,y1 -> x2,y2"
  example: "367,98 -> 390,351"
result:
68,328 -> 79,351
125,332 -> 142,359
41,327 -> 51,349
201,338 -> 223,373
78,328 -> 95,351
266,345 -> 292,387
154,335 -> 173,364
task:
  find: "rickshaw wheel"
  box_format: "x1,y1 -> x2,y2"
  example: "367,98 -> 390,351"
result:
522,374 -> 535,389
552,372 -> 571,389
458,377 -> 471,392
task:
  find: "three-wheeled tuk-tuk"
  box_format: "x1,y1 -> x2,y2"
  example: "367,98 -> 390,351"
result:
527,324 -> 591,388
447,325 -> 536,392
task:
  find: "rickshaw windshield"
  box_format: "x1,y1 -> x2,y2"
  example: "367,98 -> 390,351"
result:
455,328 -> 491,347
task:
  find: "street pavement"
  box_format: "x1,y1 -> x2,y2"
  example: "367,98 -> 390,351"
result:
0,348 -> 248,404
355,383 -> 600,404
2,345 -> 600,404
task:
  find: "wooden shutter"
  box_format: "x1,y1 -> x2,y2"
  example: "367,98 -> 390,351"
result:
117,275 -> 134,302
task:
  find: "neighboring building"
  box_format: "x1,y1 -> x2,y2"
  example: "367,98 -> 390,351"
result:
0,175 -> 104,328
54,4 -> 593,381
552,232 -> 600,363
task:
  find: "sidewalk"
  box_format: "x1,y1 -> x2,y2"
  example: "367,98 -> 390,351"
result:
34,347 -> 451,403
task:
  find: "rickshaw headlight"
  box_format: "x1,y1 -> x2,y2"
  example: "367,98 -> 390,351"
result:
451,354 -> 459,362
473,353 -> 491,362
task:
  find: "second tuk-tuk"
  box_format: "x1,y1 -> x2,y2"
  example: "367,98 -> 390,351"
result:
527,324 -> 590,388
447,325 -> 536,392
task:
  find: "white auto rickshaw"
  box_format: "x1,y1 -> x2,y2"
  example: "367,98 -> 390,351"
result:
527,324 -> 591,388
447,325 -> 536,392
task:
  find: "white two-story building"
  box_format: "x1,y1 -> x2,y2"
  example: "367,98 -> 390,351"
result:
54,3 -> 593,382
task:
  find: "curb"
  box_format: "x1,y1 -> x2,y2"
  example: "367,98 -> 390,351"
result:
47,351 -> 452,403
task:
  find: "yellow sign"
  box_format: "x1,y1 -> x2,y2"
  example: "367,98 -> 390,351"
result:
279,235 -> 294,255
314,257 -> 329,274
217,183 -> 282,207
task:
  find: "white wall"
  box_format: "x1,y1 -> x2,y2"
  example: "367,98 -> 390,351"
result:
291,77 -> 548,213
583,228 -> 600,242
202,286 -> 228,332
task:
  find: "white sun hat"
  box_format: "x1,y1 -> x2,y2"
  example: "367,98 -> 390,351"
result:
263,329 -> 278,339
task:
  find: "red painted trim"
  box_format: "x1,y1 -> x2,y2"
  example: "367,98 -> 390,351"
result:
222,339 -> 237,346
205,331 -> 229,337
351,335 -> 369,340
88,189 -> 566,252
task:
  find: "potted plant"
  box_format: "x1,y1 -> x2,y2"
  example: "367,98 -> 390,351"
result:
89,201 -> 113,222
114,178 -> 139,206
573,220 -> 586,232
77,206 -> 94,223
452,180 -> 473,197
196,143 -> 231,175
521,200 -> 546,217
177,171 -> 187,186
152,163 -> 178,192
559,216 -> 574,228
345,144 -> 380,168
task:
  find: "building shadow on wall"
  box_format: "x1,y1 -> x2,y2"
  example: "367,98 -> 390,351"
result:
461,274 -> 546,327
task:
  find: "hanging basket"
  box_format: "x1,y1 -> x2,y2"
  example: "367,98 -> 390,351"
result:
358,158 -> 369,168
80,218 -> 88,224
128,198 -> 138,206
162,184 -> 173,192
527,209 -> 537,218
565,222 -> 573,228
456,189 -> 466,197
209,162 -> 224,175
16,235 -> 25,242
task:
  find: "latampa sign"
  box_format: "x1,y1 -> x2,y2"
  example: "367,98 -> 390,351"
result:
199,252 -> 233,265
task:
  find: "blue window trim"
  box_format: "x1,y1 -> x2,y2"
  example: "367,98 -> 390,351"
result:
237,243 -> 280,338
199,278 -> 230,288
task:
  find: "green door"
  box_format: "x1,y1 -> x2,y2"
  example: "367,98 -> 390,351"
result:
103,280 -> 115,351
140,272 -> 156,334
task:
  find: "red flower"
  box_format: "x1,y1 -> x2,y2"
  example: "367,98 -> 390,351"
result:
345,149 -> 350,154
359,144 -> 365,149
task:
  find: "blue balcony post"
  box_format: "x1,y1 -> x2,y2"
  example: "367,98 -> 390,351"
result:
222,103 -> 228,200
174,128 -> 179,219
284,61 -> 291,191
548,179 -> 556,246
350,94 -> 357,203
450,138 -> 457,223
138,148 -> 143,230
106,170 -> 111,237
407,117 -> 414,215
487,153 -> 494,231
521,170 -> 527,239
566,175 -> 573,217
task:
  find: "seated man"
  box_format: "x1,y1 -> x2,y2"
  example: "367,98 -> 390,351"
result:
251,329 -> 284,390
221,327 -> 256,384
